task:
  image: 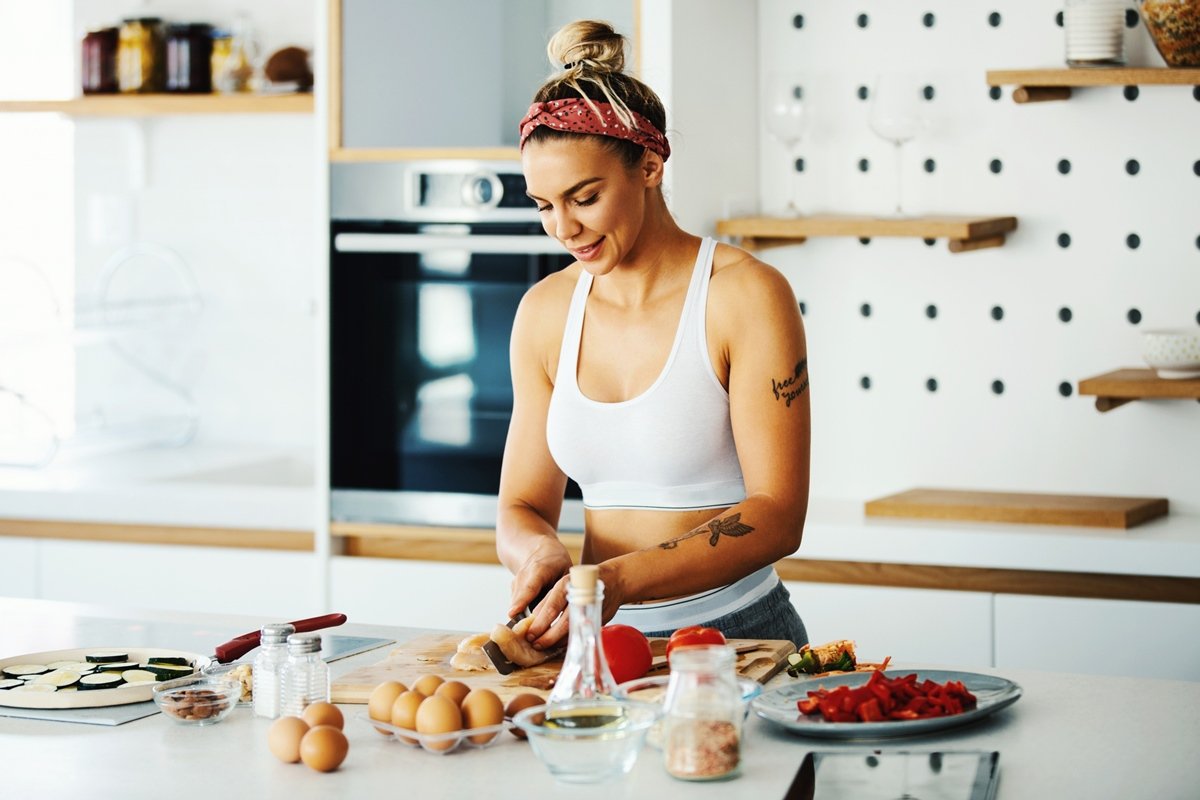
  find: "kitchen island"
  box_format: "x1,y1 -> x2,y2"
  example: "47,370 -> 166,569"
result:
1,598 -> 1196,798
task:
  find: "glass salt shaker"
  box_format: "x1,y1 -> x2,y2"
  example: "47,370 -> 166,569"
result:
279,632 -> 329,718
546,564 -> 617,706
251,622 -> 295,719
662,645 -> 743,781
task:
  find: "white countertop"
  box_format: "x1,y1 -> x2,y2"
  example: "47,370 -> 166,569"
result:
1,598 -> 1197,799
1,445 -> 1198,579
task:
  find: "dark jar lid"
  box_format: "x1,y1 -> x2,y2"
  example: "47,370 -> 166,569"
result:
166,22 -> 215,36
122,16 -> 164,25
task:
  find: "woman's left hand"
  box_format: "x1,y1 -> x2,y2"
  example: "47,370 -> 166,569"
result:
524,560 -> 627,650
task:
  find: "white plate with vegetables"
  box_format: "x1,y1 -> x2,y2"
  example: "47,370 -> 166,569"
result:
0,647 -> 209,709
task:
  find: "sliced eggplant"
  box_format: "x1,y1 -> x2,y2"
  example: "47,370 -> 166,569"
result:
2,664 -> 49,678
0,679 -> 22,690
78,673 -> 124,690
145,656 -> 190,666
30,669 -> 82,689
120,669 -> 158,685
85,651 -> 130,663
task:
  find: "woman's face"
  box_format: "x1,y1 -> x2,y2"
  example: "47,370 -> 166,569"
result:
522,136 -> 658,275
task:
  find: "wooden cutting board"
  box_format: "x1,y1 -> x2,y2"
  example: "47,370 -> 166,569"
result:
331,634 -> 796,704
865,488 -> 1168,529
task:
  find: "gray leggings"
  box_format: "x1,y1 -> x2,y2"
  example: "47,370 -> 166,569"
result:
642,581 -> 809,649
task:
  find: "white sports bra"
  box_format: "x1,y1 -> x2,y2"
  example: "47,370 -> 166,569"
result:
545,237 -> 746,511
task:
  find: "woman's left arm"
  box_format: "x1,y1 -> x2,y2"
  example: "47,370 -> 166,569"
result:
525,253 -> 811,645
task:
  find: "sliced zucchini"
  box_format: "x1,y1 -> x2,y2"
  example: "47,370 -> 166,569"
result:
2,664 -> 49,678
96,661 -> 139,673
78,673 -> 124,690
30,669 -> 82,689
0,679 -> 22,690
120,669 -> 157,685
45,660 -> 84,670
85,650 -> 130,663
60,662 -> 97,674
143,664 -> 194,680
11,683 -> 58,693
145,656 -> 190,666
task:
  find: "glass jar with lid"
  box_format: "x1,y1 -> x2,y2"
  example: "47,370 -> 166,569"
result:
118,17 -> 165,93
165,23 -> 214,93
82,27 -> 119,94
661,645 -> 743,781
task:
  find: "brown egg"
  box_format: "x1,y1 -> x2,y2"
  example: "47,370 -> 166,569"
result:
299,724 -> 349,773
434,680 -> 471,707
460,688 -> 504,744
390,690 -> 425,744
414,694 -> 462,751
267,716 -> 310,763
412,673 -> 444,697
367,681 -> 407,735
301,701 -> 344,731
504,693 -> 545,739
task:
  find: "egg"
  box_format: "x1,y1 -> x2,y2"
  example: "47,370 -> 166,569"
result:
504,693 -> 545,739
390,690 -> 426,744
415,694 -> 462,751
368,680 -> 407,735
434,680 -> 471,707
412,673 -> 444,697
267,716 -> 310,763
460,688 -> 504,744
299,724 -> 349,773
302,701 -> 344,731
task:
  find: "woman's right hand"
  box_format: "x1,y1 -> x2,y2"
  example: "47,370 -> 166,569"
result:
508,537 -> 572,622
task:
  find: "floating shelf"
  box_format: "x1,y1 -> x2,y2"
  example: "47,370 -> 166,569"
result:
716,215 -> 1017,253
987,67 -> 1200,103
1078,368 -> 1200,412
865,487 -> 1169,530
0,93 -> 314,116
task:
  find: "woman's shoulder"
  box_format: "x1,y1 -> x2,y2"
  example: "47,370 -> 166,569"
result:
512,261 -> 581,357
708,241 -> 795,304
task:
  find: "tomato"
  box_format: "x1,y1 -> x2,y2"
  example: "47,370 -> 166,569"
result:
600,624 -> 653,685
665,625 -> 727,663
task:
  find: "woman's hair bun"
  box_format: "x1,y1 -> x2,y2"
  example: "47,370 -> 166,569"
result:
547,19 -> 626,74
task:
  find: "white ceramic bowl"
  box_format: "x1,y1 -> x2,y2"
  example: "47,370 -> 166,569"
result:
1141,329 -> 1200,379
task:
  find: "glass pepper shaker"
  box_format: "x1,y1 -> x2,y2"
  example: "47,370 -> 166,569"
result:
279,632 -> 329,718
662,645 -> 743,781
251,622 -> 295,719
546,564 -> 617,706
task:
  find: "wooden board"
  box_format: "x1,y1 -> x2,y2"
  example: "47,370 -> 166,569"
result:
1078,369 -> 1200,400
331,635 -> 796,704
864,488 -> 1168,530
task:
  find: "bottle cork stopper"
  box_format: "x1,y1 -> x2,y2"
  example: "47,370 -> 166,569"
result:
569,564 -> 599,592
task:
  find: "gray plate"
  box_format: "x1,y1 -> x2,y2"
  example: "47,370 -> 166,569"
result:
752,669 -> 1022,740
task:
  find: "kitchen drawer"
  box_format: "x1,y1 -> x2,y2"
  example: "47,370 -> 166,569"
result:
785,581 -> 994,669
995,594 -> 1200,681
331,556 -> 512,632
0,537 -> 37,598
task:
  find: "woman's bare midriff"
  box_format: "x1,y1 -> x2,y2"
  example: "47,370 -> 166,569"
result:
579,505 -> 732,604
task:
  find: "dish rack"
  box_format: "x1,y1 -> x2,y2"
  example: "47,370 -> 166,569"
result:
0,243 -> 203,467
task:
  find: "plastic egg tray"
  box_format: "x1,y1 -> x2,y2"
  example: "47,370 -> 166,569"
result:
356,712 -> 515,755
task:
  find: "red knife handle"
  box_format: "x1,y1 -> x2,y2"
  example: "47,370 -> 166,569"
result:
213,613 -> 348,663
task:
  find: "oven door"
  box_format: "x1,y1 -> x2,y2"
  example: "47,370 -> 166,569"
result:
330,221 -> 582,528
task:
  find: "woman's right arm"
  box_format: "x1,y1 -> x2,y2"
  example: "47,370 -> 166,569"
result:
496,286 -> 574,620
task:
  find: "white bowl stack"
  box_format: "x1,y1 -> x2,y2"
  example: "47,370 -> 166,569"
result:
1141,329 -> 1200,379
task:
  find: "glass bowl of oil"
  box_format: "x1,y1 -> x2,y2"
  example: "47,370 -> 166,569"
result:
512,698 -> 661,783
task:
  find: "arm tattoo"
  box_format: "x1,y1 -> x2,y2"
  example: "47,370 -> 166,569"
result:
771,358 -> 809,407
658,513 -> 756,550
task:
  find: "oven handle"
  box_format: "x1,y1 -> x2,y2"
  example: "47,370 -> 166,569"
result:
334,233 -> 565,255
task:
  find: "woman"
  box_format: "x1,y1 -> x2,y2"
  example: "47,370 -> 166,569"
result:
496,20 -> 810,651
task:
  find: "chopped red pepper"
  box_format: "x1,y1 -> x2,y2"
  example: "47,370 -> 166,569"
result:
795,671 -> 978,723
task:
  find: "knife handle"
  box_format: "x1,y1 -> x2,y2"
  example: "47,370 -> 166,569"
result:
213,613 -> 348,663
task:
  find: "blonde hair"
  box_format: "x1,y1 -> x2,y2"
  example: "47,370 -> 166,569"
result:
529,20 -> 667,167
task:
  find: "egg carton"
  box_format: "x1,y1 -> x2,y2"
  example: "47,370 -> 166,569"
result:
356,712 -> 515,755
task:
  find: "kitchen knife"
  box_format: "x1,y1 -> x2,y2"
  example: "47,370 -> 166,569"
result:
482,586 -> 557,675
211,613 -> 348,664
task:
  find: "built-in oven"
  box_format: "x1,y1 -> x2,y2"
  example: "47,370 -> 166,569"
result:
330,161 -> 582,529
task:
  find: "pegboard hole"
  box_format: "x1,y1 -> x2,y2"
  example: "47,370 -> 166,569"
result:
989,159 -> 1003,174
1055,11 -> 1064,26
925,304 -> 938,319
923,12 -> 935,27
859,237 -> 872,246
1124,85 -> 1139,101
991,305 -> 1004,321
988,11 -> 1002,27
1058,382 -> 1073,397
858,158 -> 870,172
860,302 -> 872,317
798,300 -> 807,316
1126,233 -> 1141,249
860,376 -> 872,390
794,157 -> 805,172
793,14 -> 805,29
1057,232 -> 1071,248
991,380 -> 1005,395
1125,8 -> 1139,27
1127,308 -> 1142,325
922,85 -> 935,101
926,378 -> 939,393
1059,307 -> 1073,323
989,86 -> 1002,101
923,238 -> 937,247
924,158 -> 936,173
857,13 -> 869,28
1125,159 -> 1140,176
1192,159 -> 1199,176
858,85 -> 869,101
1057,159 -> 1072,175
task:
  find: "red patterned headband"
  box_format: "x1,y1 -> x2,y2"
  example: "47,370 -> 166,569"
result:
519,98 -> 671,161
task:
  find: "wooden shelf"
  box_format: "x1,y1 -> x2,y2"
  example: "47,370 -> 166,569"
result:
987,67 -> 1200,103
865,488 -> 1169,530
1078,368 -> 1200,412
716,214 -> 1017,253
0,93 -> 314,116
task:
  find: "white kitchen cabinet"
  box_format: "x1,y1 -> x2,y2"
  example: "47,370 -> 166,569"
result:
36,539 -> 320,619
994,594 -> 1200,682
330,556 -> 511,632
785,581 -> 994,669
0,538 -> 38,598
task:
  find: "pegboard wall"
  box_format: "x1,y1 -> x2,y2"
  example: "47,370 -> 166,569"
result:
754,1 -> 1200,511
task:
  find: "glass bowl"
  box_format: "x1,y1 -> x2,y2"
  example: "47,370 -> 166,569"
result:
614,675 -> 762,748
513,699 -> 660,784
152,675 -> 240,726
1140,0 -> 1200,66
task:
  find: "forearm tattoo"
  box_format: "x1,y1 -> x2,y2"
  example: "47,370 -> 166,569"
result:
658,513 -> 755,550
771,358 -> 809,407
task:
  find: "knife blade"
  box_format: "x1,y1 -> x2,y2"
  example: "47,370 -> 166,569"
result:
210,613 -> 348,664
482,586 -> 556,675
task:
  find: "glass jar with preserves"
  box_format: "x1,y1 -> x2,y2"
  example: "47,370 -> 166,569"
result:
661,645 -> 743,781
165,23 -> 214,93
118,17 -> 165,93
82,27 -> 119,94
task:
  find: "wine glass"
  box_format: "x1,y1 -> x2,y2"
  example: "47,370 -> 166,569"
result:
868,73 -> 928,217
764,72 -> 810,216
